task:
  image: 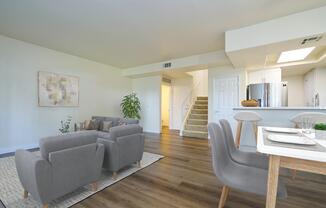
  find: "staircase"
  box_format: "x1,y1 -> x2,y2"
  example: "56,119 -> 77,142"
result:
182,96 -> 208,139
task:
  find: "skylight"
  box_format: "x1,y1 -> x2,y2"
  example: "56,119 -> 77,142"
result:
277,47 -> 315,63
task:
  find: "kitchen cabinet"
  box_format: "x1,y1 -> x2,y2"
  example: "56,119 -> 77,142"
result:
304,68 -> 326,107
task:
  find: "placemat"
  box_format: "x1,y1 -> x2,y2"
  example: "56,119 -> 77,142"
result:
263,130 -> 326,152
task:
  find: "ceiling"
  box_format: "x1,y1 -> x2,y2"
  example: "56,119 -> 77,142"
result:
1,1 -> 326,68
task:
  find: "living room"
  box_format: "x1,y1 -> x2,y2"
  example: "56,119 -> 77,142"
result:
1,1 -> 326,208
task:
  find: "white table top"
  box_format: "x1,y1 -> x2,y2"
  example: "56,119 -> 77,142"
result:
257,126 -> 326,163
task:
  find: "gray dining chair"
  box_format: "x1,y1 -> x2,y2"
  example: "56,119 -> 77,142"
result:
219,119 -> 268,169
207,122 -> 287,208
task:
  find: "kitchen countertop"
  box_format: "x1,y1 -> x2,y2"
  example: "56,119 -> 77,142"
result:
233,107 -> 326,110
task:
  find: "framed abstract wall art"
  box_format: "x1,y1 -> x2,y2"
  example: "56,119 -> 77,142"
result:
38,71 -> 79,107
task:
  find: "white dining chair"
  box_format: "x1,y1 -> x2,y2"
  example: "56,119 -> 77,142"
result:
234,111 -> 262,148
290,112 -> 326,128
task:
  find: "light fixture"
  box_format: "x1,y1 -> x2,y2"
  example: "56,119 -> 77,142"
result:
277,47 -> 315,63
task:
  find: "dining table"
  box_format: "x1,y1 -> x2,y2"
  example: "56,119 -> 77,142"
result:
257,126 -> 326,208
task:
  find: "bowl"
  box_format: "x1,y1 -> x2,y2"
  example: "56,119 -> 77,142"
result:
241,100 -> 258,107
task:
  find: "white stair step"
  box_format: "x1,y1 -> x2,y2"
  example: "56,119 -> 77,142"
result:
183,130 -> 208,139
185,124 -> 207,132
187,119 -> 208,125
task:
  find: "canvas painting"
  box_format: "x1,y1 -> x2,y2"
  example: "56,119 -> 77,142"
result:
38,71 -> 79,107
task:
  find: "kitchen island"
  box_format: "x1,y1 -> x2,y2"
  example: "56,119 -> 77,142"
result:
233,107 -> 326,151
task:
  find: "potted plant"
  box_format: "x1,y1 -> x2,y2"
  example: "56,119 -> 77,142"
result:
121,93 -> 141,119
314,123 -> 326,140
59,116 -> 72,134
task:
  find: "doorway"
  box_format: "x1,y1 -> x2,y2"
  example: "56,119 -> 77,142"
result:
161,83 -> 171,133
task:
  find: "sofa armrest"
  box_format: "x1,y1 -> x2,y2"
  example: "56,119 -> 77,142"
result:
97,138 -> 119,171
15,150 -> 52,204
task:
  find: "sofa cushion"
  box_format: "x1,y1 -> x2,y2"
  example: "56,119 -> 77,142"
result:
39,130 -> 98,161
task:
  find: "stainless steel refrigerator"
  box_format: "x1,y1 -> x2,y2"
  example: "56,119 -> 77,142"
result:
246,82 -> 288,107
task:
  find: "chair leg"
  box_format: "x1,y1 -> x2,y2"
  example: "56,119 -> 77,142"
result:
291,170 -> 297,180
23,190 -> 28,199
218,186 -> 230,208
235,121 -> 243,148
252,122 -> 258,144
112,171 -> 118,180
90,182 -> 98,192
136,160 -> 141,168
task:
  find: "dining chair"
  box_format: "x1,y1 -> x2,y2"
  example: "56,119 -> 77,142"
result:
234,111 -> 262,148
219,119 -> 268,169
289,112 -> 326,179
290,112 -> 326,128
207,122 -> 287,208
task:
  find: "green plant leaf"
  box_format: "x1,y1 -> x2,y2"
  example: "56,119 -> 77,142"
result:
121,93 -> 141,119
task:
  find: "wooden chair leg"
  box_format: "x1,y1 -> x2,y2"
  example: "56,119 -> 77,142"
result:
235,121 -> 243,148
112,171 -> 118,180
23,190 -> 28,199
90,182 -> 98,192
43,204 -> 49,208
252,122 -> 258,144
218,186 -> 230,208
291,170 -> 297,180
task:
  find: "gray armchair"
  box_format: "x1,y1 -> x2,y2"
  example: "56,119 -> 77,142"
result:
97,124 -> 144,178
15,131 -> 104,208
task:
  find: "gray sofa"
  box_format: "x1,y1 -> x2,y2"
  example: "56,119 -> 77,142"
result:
92,116 -> 144,177
15,131 -> 104,207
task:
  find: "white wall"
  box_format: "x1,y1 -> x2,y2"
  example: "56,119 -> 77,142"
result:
187,69 -> 208,96
170,77 -> 193,130
247,68 -> 281,84
0,35 -> 132,154
132,76 -> 161,133
282,75 -> 305,107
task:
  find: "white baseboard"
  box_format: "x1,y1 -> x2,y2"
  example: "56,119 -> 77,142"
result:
0,143 -> 39,155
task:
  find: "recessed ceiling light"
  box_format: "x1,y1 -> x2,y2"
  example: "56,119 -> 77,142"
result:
277,47 -> 315,63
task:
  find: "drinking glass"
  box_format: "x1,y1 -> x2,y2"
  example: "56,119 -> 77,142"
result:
301,117 -> 313,134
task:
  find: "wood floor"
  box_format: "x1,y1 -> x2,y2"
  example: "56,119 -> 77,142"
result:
74,129 -> 326,208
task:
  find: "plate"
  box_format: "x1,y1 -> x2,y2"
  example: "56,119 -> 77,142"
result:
264,127 -> 299,134
267,134 -> 317,145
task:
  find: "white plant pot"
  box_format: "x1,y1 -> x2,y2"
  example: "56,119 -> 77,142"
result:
315,130 -> 326,140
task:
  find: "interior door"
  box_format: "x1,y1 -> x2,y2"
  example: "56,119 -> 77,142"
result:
213,76 -> 239,129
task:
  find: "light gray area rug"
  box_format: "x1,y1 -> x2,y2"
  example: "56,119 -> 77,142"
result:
0,152 -> 164,208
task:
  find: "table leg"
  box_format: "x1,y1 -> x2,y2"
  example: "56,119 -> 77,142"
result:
266,155 -> 280,208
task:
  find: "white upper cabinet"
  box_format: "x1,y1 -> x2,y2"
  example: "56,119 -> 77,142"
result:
247,68 -> 282,84
304,68 -> 326,107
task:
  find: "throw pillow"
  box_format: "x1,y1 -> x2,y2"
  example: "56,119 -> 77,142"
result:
118,119 -> 128,126
84,119 -> 100,130
90,119 -> 101,130
84,120 -> 92,130
101,121 -> 113,132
